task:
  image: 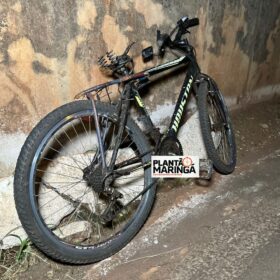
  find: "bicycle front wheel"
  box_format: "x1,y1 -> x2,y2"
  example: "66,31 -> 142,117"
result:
14,101 -> 155,264
197,74 -> 236,174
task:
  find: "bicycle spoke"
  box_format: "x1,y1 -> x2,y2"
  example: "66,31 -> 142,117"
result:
49,142 -> 86,169
59,187 -> 92,229
70,121 -> 92,166
36,168 -> 82,180
41,157 -> 82,170
37,179 -> 84,208
35,180 -> 82,184
62,128 -> 89,167
41,185 -> 92,221
30,108 -> 148,249
34,181 -> 82,196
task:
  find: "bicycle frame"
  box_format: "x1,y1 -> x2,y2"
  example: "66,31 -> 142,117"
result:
134,54 -> 201,138
79,52 -> 201,172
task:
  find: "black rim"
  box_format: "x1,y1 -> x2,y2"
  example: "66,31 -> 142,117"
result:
206,86 -> 234,166
29,109 -> 148,249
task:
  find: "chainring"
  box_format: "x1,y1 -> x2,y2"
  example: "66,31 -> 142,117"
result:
158,136 -> 183,156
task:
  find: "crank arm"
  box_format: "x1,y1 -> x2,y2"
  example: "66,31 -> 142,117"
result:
113,162 -> 151,178
114,149 -> 153,169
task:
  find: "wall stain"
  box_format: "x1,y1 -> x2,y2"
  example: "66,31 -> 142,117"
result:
0,94 -> 33,134
235,0 -> 280,64
207,0 -> 226,55
5,69 -> 37,116
32,60 -> 52,74
20,0 -> 79,59
77,1 -> 97,30
0,0 -> 279,138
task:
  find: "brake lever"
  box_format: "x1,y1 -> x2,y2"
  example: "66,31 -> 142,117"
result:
157,30 -> 170,57
123,42 -> 135,56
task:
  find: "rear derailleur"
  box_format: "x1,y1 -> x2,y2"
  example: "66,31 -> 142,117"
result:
99,186 -> 124,225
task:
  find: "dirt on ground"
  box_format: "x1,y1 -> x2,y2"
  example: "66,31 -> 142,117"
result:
1,96 -> 279,280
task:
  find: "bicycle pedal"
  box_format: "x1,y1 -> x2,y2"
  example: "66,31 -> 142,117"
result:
199,159 -> 213,179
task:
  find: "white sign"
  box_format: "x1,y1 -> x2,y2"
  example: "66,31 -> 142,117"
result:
151,155 -> 200,178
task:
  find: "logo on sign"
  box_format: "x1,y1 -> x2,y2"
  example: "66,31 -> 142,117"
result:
151,156 -> 200,178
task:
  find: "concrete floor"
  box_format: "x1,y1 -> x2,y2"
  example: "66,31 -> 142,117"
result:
84,97 -> 280,280
16,97 -> 280,280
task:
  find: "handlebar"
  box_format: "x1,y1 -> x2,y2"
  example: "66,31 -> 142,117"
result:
157,16 -> 199,57
177,17 -> 199,30
98,16 -> 200,76
186,17 -> 199,28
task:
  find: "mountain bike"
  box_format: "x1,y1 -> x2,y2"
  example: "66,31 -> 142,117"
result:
14,16 -> 236,264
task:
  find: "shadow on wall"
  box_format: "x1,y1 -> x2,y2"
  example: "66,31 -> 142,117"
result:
0,0 -> 279,177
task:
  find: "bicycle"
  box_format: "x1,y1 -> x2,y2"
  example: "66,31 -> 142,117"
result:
14,16 -> 236,264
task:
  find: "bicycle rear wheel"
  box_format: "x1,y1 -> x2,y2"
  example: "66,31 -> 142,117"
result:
14,101 -> 155,264
197,74 -> 236,174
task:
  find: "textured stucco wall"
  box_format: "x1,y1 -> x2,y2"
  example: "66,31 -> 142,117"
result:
0,0 -> 279,176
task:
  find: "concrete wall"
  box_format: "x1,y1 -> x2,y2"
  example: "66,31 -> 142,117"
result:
0,0 -> 279,176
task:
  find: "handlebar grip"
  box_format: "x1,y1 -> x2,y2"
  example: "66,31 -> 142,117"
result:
186,18 -> 199,28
